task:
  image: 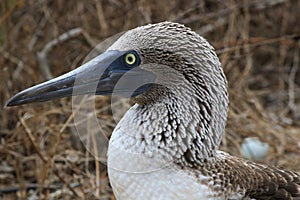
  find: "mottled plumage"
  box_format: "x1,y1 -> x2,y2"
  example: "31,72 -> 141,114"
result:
6,21 -> 300,200
107,22 -> 300,199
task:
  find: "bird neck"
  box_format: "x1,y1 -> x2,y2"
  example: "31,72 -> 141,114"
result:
118,92 -> 225,167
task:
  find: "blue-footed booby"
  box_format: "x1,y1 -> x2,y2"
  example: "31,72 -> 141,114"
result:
6,22 -> 300,200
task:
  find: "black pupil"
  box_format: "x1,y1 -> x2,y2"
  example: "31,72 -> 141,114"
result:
128,55 -> 133,62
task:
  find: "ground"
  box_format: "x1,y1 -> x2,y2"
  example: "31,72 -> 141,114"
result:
1,0 -> 300,199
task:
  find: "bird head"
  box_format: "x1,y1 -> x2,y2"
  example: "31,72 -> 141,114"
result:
6,21 -> 229,159
6,22 -> 228,126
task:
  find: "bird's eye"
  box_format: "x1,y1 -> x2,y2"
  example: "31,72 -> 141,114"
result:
125,53 -> 137,65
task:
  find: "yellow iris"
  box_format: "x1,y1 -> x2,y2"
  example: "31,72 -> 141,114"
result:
125,53 -> 136,65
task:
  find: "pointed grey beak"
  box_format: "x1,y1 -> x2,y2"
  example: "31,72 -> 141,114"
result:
6,50 -> 155,107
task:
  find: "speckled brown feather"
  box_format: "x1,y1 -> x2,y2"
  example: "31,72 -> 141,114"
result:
107,22 -> 300,200
185,152 -> 300,199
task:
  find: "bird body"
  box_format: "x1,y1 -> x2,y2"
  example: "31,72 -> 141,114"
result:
6,22 -> 300,199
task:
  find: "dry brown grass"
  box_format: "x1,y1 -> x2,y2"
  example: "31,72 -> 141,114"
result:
1,0 -> 300,199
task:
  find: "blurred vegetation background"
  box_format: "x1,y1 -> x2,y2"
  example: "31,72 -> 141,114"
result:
1,0 -> 300,199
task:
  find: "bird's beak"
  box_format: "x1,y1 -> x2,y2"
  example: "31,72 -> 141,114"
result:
6,50 -> 155,107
